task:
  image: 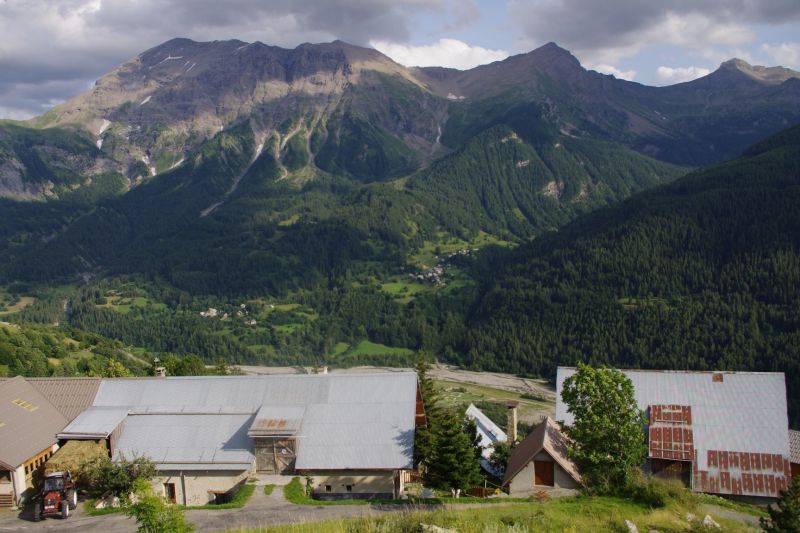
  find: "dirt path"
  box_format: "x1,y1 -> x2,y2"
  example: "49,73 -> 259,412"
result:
701,504 -> 762,528
235,364 -> 555,401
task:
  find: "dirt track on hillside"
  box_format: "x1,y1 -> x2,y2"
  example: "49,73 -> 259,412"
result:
235,364 -> 556,401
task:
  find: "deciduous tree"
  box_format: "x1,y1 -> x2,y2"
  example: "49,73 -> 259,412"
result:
560,363 -> 646,493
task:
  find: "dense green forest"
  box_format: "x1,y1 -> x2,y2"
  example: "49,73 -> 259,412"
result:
1,75 -> 798,428
454,125 -> 800,425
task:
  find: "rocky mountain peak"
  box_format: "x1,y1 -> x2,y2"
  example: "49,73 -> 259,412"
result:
718,58 -> 800,84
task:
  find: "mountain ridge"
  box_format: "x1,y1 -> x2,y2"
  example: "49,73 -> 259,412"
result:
1,38 -> 797,203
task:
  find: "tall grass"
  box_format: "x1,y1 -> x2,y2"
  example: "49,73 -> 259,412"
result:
229,494 -> 758,533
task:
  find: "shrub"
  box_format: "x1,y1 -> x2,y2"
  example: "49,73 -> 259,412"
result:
79,455 -> 157,498
626,472 -> 695,509
124,478 -> 193,533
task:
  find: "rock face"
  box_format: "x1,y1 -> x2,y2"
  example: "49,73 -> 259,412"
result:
4,38 -> 800,200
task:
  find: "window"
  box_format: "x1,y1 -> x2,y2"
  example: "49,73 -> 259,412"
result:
325,485 -> 331,492
346,485 -> 353,492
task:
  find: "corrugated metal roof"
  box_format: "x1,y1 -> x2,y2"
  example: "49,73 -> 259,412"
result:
0,376 -> 68,468
93,373 -> 416,411
83,373 -> 418,471
466,404 -> 507,476
296,402 -> 415,470
57,406 -> 129,438
154,463 -> 252,471
25,378 -> 101,422
112,414 -> 255,466
790,430 -> 800,464
556,368 -> 789,497
248,405 -> 305,436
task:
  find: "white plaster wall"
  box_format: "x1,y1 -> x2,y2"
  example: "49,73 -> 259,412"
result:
153,470 -> 250,506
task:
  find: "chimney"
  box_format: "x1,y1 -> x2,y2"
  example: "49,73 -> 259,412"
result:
506,401 -> 519,443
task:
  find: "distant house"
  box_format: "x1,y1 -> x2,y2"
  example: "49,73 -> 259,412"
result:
501,417 -> 581,494
556,368 -> 792,500
790,430 -> 799,478
465,403 -> 507,477
0,377 -> 100,508
57,373 -> 423,504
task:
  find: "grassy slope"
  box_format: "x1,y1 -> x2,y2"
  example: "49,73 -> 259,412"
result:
243,496 -> 758,532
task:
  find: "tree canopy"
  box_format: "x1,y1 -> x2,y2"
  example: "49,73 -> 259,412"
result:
560,363 -> 647,493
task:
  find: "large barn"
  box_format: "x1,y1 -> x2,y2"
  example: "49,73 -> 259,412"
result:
0,377 -> 99,508
556,368 -> 792,501
57,372 -> 423,504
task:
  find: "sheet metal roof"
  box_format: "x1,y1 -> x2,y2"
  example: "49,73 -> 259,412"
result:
81,373 -> 418,471
295,402 -> 415,470
57,406 -> 129,438
466,404 -> 507,477
248,405 -> 305,436
26,378 -> 101,422
112,414 -> 255,466
790,430 -> 800,464
502,416 -> 581,487
556,368 -> 790,497
0,376 -> 68,469
555,368 -> 789,469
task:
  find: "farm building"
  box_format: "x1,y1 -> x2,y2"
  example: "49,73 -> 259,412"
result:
57,372 -> 423,504
556,368 -> 792,500
790,430 -> 799,478
0,377 -> 100,508
501,417 -> 582,494
465,403 -> 507,477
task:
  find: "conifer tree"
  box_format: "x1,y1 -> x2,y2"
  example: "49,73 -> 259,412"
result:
424,408 -> 483,491
761,475 -> 800,533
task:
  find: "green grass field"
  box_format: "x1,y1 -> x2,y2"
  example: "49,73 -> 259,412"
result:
343,340 -> 414,357
98,294 -> 167,314
434,379 -> 554,424
0,296 -> 36,315
236,495 -> 758,532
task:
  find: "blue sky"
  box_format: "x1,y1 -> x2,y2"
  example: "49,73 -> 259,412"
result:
1,0 -> 799,118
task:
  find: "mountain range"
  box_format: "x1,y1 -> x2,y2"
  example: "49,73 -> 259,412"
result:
0,38 -> 799,424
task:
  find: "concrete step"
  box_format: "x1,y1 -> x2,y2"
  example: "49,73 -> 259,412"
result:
0,493 -> 13,508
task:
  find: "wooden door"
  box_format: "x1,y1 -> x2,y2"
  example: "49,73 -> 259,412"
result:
534,461 -> 554,486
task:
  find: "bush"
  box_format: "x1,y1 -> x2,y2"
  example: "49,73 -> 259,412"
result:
125,478 -> 193,533
79,455 -> 157,498
626,472 -> 695,509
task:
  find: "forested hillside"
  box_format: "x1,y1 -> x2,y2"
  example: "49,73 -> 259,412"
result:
455,125 -> 800,425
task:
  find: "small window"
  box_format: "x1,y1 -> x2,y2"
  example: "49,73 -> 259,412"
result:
325,485 -> 331,492
346,485 -> 353,492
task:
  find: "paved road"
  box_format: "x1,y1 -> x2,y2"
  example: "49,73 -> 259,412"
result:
0,484 -> 497,532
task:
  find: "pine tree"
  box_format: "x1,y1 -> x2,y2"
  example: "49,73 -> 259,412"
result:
424,408 -> 483,491
761,475 -> 800,533
414,351 -> 439,468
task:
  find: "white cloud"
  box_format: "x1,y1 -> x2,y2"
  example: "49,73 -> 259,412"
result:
591,64 -> 636,81
655,65 -> 712,85
507,1 -> 778,66
370,38 -> 508,70
761,42 -> 800,69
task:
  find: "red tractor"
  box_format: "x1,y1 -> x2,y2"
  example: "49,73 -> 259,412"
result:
33,471 -> 77,521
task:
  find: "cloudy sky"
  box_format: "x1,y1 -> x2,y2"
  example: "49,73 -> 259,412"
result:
1,0 -> 799,119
